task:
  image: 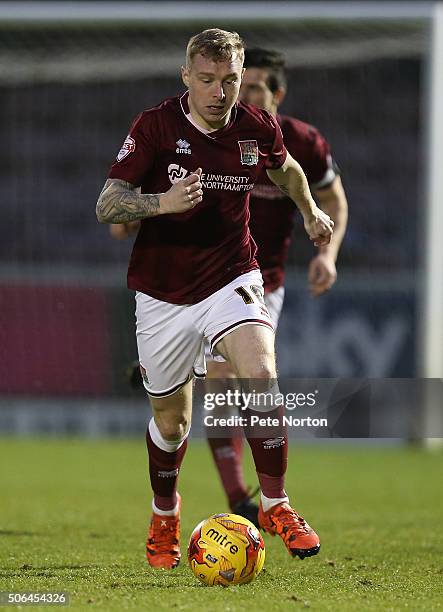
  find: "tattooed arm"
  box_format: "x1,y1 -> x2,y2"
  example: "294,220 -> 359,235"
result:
96,179 -> 160,223
96,169 -> 203,224
267,153 -> 334,246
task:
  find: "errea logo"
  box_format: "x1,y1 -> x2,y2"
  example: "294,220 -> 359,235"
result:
176,139 -> 191,155
263,437 -> 285,450
158,469 -> 179,478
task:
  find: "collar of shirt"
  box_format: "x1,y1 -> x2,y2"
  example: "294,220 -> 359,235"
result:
179,91 -> 238,138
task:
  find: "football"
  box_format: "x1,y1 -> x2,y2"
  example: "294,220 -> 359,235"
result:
187,513 -> 265,587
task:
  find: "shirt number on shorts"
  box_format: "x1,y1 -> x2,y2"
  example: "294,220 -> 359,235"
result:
235,285 -> 265,306
235,286 -> 254,304
249,284 -> 265,306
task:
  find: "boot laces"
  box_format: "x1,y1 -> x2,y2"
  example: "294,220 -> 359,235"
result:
277,507 -> 310,536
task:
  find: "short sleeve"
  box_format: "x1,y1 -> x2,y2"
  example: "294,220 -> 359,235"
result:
264,116 -> 287,170
108,112 -> 157,187
303,128 -> 338,189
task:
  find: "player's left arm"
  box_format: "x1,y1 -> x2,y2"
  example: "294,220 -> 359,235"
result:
307,176 -> 349,296
266,153 -> 334,246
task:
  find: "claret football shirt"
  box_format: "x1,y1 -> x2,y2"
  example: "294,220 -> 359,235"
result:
108,92 -> 287,304
249,114 -> 338,293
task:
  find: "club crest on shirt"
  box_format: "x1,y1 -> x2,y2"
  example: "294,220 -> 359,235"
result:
238,140 -> 258,166
116,135 -> 136,162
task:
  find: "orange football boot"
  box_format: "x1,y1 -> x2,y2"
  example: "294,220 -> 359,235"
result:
146,494 -> 181,569
258,501 -> 320,559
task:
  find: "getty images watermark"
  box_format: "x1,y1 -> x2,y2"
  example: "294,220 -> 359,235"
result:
195,379 -> 443,438
203,388 -> 328,429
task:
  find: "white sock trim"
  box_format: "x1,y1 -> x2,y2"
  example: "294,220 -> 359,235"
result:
260,491 -> 289,513
148,417 -> 190,453
152,498 -> 180,516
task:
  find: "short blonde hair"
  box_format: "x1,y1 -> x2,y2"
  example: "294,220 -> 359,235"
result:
186,29 -> 245,67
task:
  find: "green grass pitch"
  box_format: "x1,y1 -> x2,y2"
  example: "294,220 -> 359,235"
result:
0,439 -> 442,611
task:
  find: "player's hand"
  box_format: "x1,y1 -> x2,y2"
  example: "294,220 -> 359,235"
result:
303,207 -> 334,246
308,253 -> 337,297
159,168 -> 203,214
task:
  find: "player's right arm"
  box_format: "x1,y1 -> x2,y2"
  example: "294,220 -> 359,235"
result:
96,170 -> 203,224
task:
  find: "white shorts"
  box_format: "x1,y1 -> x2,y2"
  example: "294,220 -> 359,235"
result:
205,285 -> 285,363
264,286 -> 285,328
135,270 -> 274,397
